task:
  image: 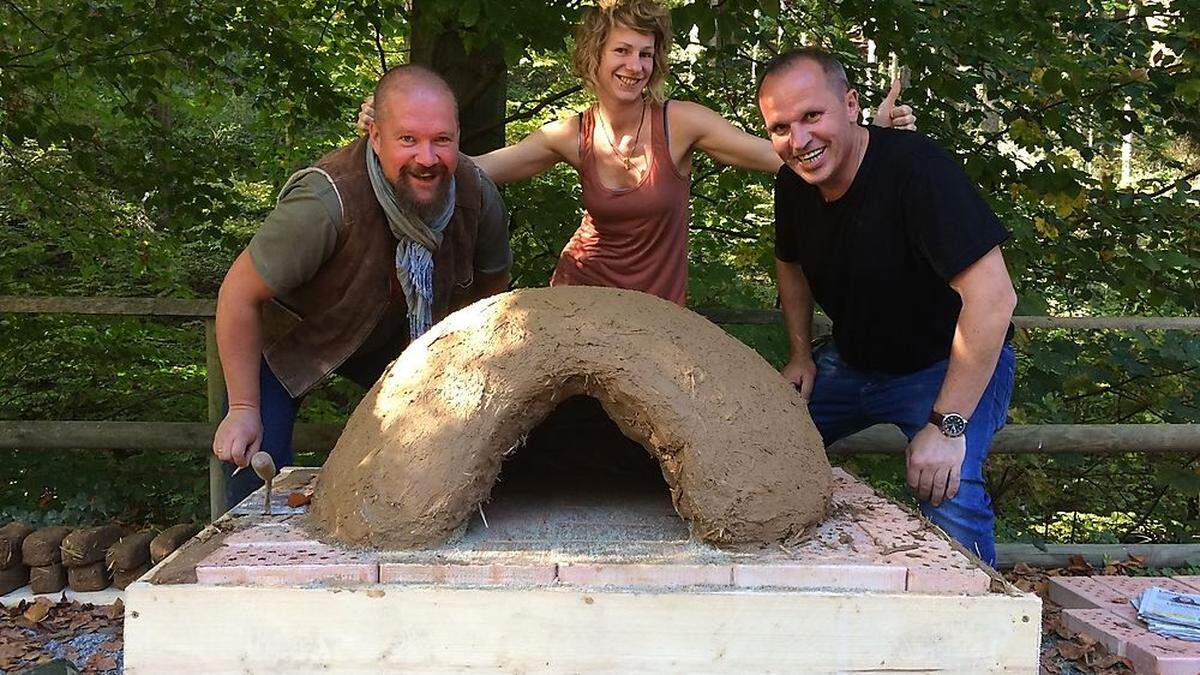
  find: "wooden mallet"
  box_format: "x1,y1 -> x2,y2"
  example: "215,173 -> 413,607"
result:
250,452 -> 278,514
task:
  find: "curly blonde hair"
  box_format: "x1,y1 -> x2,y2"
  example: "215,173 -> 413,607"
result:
572,0 -> 672,104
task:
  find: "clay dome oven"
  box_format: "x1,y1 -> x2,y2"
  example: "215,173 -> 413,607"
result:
308,286 -> 832,549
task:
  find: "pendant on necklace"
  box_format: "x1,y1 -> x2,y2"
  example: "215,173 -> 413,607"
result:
622,157 -> 632,170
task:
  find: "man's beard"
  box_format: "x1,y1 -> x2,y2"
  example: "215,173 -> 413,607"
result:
392,164 -> 452,222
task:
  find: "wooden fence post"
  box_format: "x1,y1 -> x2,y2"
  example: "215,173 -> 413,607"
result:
205,319 -> 228,520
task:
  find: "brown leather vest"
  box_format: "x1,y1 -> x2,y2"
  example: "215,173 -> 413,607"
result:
261,138 -> 482,398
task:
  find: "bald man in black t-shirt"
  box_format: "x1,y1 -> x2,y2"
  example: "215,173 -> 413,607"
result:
757,49 -> 1018,565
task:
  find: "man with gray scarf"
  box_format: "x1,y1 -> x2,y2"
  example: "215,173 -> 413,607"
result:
212,65 -> 511,506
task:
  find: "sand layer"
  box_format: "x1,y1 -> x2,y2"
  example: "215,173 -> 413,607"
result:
309,287 -> 832,549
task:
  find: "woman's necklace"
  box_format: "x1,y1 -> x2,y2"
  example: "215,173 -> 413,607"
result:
598,97 -> 647,170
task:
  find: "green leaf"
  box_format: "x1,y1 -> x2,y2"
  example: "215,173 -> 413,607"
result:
459,0 -> 481,28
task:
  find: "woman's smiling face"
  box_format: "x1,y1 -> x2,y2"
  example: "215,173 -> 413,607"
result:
595,24 -> 656,103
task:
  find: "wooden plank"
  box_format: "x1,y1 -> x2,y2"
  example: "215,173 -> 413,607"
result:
995,544 -> 1200,569
124,583 -> 1040,673
0,295 -> 215,317
2,296 -> 1196,331
695,307 -> 1200,331
3,421 -> 1199,455
0,421 -> 341,451
205,319 -> 229,520
1014,316 -> 1200,331
829,423 -> 1200,455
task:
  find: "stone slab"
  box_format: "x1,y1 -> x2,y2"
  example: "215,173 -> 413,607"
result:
1048,575 -> 1198,611
195,543 -> 378,585
1061,603 -> 1200,674
558,563 -> 732,588
1126,636 -> 1200,675
381,562 -> 557,586
1171,575 -> 1200,593
732,563 -> 907,591
1061,608 -> 1140,657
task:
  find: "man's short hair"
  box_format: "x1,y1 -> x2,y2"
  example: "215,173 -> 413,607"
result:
374,64 -> 459,124
756,48 -> 852,100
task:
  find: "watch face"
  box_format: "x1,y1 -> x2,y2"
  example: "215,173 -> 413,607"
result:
941,413 -> 967,437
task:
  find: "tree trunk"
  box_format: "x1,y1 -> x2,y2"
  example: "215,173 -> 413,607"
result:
410,1 -> 507,155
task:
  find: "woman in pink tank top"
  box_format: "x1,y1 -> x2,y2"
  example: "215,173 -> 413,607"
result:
360,0 -> 914,305
550,100 -> 691,303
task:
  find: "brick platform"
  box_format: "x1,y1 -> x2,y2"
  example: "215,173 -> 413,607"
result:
188,468 -> 995,594
124,466 -> 1039,673
1050,575 -> 1200,674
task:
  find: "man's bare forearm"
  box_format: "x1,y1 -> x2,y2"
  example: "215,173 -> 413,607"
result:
216,294 -> 264,410
935,249 -> 1017,420
215,253 -> 273,410
775,258 -> 815,359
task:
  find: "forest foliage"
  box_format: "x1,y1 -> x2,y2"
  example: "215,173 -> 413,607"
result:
1,0 -> 1197,542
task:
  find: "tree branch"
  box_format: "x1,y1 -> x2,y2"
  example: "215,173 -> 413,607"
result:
0,44 -> 54,67
1062,365 -> 1198,403
1141,168 -> 1200,199
306,0 -> 342,51
465,85 -> 583,143
689,224 -> 758,240
0,142 -> 83,214
371,8 -> 388,73
3,0 -> 50,39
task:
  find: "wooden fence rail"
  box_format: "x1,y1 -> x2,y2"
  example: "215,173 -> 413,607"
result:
2,295 -> 1198,566
3,421 -> 1199,455
4,296 -> 1200,330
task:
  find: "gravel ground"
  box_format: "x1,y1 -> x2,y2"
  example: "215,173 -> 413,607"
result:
1,598 -> 122,674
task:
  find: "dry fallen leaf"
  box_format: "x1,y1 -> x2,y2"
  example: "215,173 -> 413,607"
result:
105,598 -> 124,619
1067,553 -> 1092,575
1056,640 -> 1091,661
22,599 -> 52,623
287,492 -> 312,507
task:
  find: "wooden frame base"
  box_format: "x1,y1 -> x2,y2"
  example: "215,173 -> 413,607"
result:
125,582 -> 1039,673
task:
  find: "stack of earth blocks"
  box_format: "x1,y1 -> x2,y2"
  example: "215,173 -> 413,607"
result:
0,522 -> 200,595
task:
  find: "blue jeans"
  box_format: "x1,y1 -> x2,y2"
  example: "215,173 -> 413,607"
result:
222,358 -> 300,508
807,343 -> 1016,566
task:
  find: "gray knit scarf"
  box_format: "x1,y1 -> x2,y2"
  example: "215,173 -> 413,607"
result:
365,143 -> 455,340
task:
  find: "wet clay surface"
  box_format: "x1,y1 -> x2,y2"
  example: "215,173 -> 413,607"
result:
309,286 -> 832,549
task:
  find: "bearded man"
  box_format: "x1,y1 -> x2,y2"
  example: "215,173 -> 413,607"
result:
212,65 -> 511,506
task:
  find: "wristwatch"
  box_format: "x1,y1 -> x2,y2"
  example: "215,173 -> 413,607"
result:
929,410 -> 968,438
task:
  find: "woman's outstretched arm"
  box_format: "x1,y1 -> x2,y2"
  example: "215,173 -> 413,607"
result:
472,116 -> 579,185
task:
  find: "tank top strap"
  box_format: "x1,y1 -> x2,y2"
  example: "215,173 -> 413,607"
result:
578,108 -> 595,161
651,100 -> 671,156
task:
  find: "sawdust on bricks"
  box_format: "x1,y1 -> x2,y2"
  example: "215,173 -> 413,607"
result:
310,286 -> 832,549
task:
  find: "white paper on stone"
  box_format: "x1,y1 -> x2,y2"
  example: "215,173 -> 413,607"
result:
1135,586 -> 1200,641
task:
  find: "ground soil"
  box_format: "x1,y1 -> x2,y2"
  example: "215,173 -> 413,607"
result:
310,287 -> 832,549
0,598 -> 123,674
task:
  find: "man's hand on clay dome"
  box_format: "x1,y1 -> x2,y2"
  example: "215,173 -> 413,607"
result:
780,355 -> 817,400
904,424 -> 965,507
213,405 -> 263,468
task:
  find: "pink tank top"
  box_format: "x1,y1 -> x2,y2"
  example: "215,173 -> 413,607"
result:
550,101 -> 691,305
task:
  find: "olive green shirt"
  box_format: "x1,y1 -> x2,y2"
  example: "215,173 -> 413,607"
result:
248,169 -> 511,296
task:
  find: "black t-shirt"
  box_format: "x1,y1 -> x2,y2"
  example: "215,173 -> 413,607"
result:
774,125 -> 1010,374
